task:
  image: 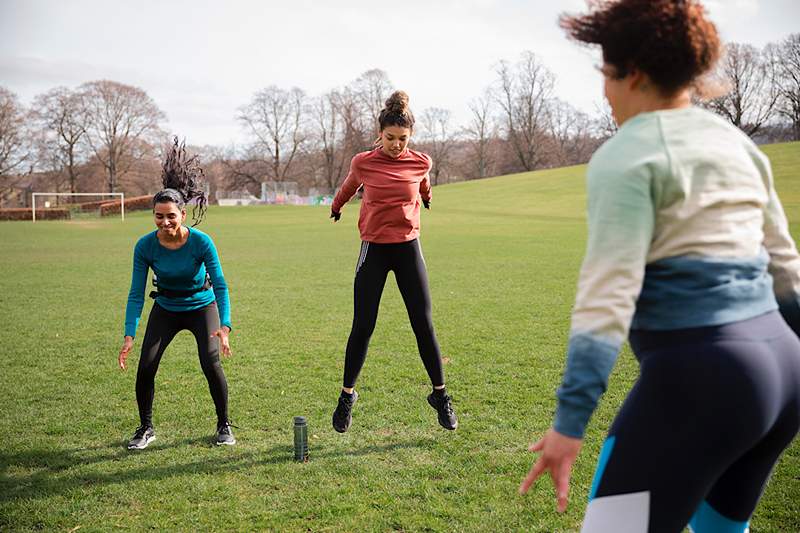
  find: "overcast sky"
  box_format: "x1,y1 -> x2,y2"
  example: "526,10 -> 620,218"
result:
1,0 -> 797,147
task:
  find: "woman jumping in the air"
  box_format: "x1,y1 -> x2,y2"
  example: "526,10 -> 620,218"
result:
520,1 -> 800,532
329,90 -> 458,433
119,138 -> 235,449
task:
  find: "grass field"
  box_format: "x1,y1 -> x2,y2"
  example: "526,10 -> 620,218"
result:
1,142 -> 798,532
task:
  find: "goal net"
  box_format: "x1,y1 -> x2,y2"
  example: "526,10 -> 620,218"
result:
31,192 -> 125,222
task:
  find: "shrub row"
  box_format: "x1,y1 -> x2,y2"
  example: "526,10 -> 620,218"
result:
0,208 -> 70,221
99,195 -> 153,216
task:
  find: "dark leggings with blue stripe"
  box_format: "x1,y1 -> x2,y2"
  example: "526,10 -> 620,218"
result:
585,311 -> 800,533
342,239 -> 445,388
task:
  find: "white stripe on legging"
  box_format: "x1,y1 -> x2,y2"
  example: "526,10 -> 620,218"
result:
355,242 -> 370,274
581,491 -> 649,533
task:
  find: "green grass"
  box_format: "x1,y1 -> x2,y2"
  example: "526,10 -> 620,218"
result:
1,142 -> 799,532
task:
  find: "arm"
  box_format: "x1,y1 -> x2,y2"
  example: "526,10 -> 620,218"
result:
203,235 -> 233,357
123,239 -> 149,338
521,154 -> 655,511
202,236 -> 232,331
120,239 -> 149,369
758,152 -> 800,335
420,154 -> 432,208
331,156 -> 363,215
555,163 -> 654,438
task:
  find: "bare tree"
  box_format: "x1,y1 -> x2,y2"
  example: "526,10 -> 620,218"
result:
30,87 -> 88,194
418,107 -> 455,185
766,33 -> 800,140
0,87 -> 29,177
238,85 -> 308,183
331,86 -> 370,168
79,80 -> 165,192
219,144 -> 271,196
353,69 -> 393,141
495,51 -> 555,171
703,42 -> 779,137
0,87 -> 30,205
311,90 -> 348,189
464,89 -> 496,179
547,98 -> 595,166
592,101 -> 618,140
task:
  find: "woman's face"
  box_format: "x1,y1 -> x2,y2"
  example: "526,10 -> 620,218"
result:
380,125 -> 412,158
153,201 -> 186,237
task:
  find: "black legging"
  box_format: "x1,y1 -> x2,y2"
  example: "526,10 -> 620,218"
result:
584,311 -> 800,532
343,238 -> 445,388
136,301 -> 229,427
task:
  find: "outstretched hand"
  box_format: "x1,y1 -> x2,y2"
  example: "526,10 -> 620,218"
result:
118,336 -> 134,370
519,427 -> 583,513
330,210 -> 341,222
211,326 -> 232,357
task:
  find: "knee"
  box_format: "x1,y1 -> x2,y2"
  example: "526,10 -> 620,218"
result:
350,320 -> 376,342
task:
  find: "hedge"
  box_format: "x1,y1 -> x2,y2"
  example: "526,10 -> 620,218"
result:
0,208 -> 70,221
100,195 -> 153,216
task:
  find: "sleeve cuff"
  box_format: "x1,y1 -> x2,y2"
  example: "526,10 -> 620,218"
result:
554,333 -> 621,438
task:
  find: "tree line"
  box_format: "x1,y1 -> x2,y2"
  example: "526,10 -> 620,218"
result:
1,34 -> 797,207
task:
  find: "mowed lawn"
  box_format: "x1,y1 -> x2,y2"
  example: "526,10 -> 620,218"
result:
1,142 -> 798,532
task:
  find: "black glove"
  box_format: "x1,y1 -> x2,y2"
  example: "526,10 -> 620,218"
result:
330,210 -> 341,222
422,199 -> 430,210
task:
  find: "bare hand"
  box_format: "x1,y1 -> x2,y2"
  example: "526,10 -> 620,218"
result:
519,427 -> 583,513
119,336 -> 134,370
211,326 -> 232,357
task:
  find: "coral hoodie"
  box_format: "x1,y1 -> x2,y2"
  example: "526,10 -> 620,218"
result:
332,147 -> 433,243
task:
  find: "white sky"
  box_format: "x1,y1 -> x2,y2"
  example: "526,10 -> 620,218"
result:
1,0 -> 798,147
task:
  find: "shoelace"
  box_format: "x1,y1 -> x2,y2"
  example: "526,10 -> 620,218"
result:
217,422 -> 239,434
439,396 -> 455,415
338,396 -> 355,409
133,425 -> 152,439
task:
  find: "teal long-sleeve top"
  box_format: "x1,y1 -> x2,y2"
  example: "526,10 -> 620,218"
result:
124,227 -> 232,337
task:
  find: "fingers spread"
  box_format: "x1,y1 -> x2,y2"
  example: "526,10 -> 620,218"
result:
519,457 -> 547,494
529,438 -> 545,452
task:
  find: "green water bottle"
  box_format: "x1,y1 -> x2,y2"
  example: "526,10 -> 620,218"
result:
294,416 -> 308,462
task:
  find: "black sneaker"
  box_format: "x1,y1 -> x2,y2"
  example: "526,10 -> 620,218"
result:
332,390 -> 358,433
127,425 -> 156,449
215,421 -> 237,446
427,391 -> 458,430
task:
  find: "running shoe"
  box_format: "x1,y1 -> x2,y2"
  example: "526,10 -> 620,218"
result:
127,425 -> 156,450
427,391 -> 458,430
332,390 -> 358,433
215,421 -> 237,446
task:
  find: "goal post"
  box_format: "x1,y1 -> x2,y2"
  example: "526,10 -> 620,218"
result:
31,192 -> 125,222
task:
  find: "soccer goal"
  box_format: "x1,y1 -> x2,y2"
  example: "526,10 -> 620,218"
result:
31,192 -> 125,222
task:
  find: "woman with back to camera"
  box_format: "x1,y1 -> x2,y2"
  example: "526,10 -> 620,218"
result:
119,137 -> 235,449
519,1 -> 800,531
329,90 -> 458,433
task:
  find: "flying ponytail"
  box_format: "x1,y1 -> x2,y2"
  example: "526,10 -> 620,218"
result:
153,136 -> 208,226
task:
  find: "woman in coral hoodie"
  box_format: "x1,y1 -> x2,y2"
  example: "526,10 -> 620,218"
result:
329,90 -> 457,433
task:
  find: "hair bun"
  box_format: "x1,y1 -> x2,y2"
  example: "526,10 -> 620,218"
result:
384,91 -> 409,114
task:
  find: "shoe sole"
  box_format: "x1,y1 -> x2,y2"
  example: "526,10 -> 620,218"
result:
427,396 -> 458,431
215,439 -> 236,446
127,435 -> 156,450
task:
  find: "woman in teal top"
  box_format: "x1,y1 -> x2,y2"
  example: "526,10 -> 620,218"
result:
519,2 -> 800,532
119,138 -> 235,449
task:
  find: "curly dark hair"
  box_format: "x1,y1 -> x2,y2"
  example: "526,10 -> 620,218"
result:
560,0 -> 720,95
153,136 -> 208,226
378,90 -> 415,131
